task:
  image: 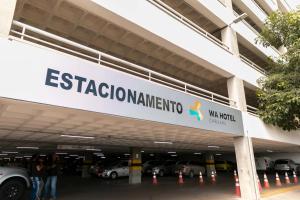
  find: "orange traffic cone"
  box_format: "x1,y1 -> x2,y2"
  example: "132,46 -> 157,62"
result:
211,171 -> 216,184
235,177 -> 241,197
285,172 -> 291,184
263,173 -> 270,189
275,172 -> 282,187
234,170 -> 237,180
257,174 -> 262,193
199,171 -> 204,185
178,171 -> 184,184
152,171 -> 158,185
293,171 -> 298,184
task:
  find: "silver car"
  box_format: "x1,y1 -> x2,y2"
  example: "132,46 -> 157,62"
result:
102,161 -> 129,179
174,160 -> 206,177
0,167 -> 31,200
274,159 -> 297,172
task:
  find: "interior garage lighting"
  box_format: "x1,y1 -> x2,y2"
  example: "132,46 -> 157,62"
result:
69,154 -> 79,157
60,134 -> 94,139
194,152 -> 202,155
208,145 -> 220,148
86,148 -> 101,151
266,150 -> 273,153
2,151 -> 18,154
24,156 -> 32,158
215,153 -> 222,156
40,154 -> 46,157
154,141 -> 173,144
141,151 -> 145,153
16,146 -> 39,149
171,154 -> 177,157
167,152 -> 176,154
0,154 -> 8,156
124,153 -> 130,156
56,152 -> 68,155
15,156 -> 23,159
101,157 -> 106,159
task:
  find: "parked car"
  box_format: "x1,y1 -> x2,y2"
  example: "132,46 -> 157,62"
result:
0,166 -> 31,200
255,157 -> 274,172
274,159 -> 297,173
215,160 -> 236,171
142,160 -> 161,174
174,160 -> 206,177
152,160 -> 177,176
102,161 -> 129,179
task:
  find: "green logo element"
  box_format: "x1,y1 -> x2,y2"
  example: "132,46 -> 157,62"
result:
189,101 -> 204,121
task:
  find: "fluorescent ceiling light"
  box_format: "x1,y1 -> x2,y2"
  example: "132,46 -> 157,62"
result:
194,152 -> 202,155
124,153 -> 130,156
16,146 -> 39,149
60,134 -> 94,139
0,154 -> 8,156
64,156 -> 70,159
208,145 -> 220,148
215,153 -> 222,156
69,154 -> 79,157
149,154 -> 154,156
40,154 -> 46,157
86,148 -> 101,151
15,156 -> 23,159
171,154 -> 177,157
2,151 -> 18,154
24,156 -> 32,158
56,152 -> 68,155
141,151 -> 145,153
266,150 -> 273,153
101,157 -> 106,159
168,152 -> 176,154
154,141 -> 173,144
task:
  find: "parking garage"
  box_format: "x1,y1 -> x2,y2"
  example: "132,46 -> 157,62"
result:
0,0 -> 300,200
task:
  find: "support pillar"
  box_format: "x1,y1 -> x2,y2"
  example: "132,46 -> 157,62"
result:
221,27 -> 240,56
234,137 -> 260,200
227,77 -> 260,199
205,153 -> 215,176
81,153 -> 93,178
0,0 -> 17,37
129,147 -> 142,184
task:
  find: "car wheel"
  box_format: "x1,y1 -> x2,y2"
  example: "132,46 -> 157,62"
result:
110,172 -> 118,179
159,170 -> 164,177
0,179 -> 26,200
189,171 -> 194,178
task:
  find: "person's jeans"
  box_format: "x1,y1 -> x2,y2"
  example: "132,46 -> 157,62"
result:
43,176 -> 57,199
30,177 -> 40,200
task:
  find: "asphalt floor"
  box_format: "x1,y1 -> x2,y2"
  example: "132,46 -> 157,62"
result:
21,173 -> 300,200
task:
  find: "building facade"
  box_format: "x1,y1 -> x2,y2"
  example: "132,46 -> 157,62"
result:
0,0 -> 299,199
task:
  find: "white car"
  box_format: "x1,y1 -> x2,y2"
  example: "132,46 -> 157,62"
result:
174,160 -> 206,178
255,157 -> 274,171
102,161 -> 129,179
274,159 -> 297,173
0,167 -> 31,200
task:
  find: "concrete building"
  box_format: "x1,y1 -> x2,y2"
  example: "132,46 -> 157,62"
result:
0,0 -> 299,199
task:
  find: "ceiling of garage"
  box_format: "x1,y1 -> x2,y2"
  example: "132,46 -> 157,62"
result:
0,98 -> 299,155
12,0 -> 229,97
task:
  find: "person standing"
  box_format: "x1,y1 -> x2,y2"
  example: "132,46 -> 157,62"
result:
43,153 -> 59,200
30,154 -> 44,200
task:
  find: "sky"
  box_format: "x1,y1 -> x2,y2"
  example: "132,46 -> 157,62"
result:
287,0 -> 300,8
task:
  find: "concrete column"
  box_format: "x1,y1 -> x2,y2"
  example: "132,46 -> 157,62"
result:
205,153 -> 215,176
0,0 -> 17,37
221,27 -> 240,56
81,153 -> 93,178
129,147 -> 142,184
227,76 -> 247,111
222,0 -> 233,9
234,137 -> 260,200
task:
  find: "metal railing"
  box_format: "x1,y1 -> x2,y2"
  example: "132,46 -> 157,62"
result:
146,0 -> 232,54
239,54 -> 266,75
246,105 -> 258,115
9,20 -> 237,108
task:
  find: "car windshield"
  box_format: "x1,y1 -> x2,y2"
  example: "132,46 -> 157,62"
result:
275,160 -> 288,164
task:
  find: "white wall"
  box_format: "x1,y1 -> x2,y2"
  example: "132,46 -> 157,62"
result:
243,112 -> 300,145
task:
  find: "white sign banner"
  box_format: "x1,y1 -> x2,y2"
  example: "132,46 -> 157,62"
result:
0,39 -> 243,135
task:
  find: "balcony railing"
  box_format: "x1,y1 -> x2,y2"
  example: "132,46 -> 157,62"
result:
246,105 -> 258,115
147,0 -> 232,53
9,20 -> 236,108
239,54 -> 266,75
